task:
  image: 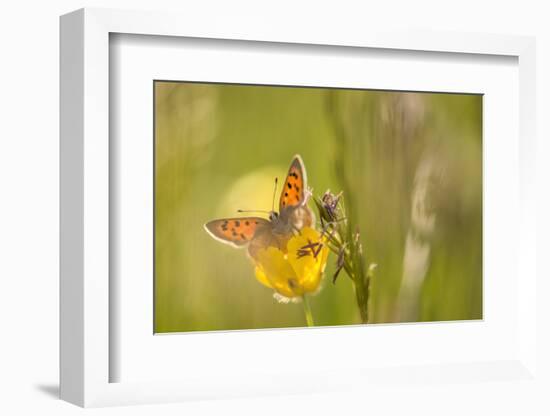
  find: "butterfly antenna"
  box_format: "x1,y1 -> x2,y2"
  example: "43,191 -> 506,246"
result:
236,177 -> 278,215
271,177 -> 278,212
237,209 -> 271,214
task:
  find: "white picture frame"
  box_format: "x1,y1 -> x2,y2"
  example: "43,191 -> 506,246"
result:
60,7 -> 537,408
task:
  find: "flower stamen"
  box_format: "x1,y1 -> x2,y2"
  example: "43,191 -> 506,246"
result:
297,238 -> 324,259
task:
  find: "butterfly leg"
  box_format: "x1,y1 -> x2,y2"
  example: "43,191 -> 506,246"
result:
292,224 -> 303,235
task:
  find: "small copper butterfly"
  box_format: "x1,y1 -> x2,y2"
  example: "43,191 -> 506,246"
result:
204,155 -> 314,258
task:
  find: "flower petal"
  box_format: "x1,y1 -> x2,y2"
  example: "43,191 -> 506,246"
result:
254,266 -> 273,289
256,247 -> 299,298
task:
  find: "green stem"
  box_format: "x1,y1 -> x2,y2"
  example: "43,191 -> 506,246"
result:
353,262 -> 370,324
302,295 -> 315,327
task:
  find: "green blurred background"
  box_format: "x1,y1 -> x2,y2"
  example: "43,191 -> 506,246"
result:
154,81 -> 482,333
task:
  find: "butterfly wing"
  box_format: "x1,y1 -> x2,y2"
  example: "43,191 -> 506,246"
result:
204,217 -> 270,248
278,155 -> 315,230
279,155 -> 307,210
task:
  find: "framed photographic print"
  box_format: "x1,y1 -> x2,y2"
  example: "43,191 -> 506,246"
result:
60,7 -> 538,408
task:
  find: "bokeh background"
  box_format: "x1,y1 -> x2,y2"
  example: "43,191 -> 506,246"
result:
154,81 -> 482,333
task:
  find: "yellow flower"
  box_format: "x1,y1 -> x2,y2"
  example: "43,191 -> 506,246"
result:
253,227 -> 329,300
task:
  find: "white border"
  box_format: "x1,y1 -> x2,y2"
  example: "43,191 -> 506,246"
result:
60,8 -> 537,407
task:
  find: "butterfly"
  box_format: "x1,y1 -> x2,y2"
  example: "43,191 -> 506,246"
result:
204,155 -> 315,259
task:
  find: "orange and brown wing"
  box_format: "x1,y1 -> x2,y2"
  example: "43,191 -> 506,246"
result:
279,155 -> 307,211
204,217 -> 269,248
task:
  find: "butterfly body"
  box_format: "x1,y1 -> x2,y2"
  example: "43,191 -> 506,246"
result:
204,155 -> 314,258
